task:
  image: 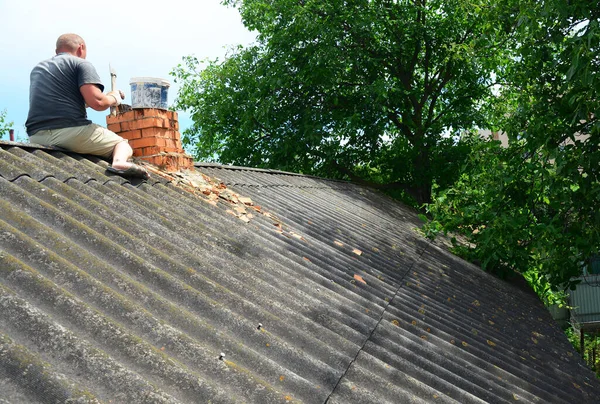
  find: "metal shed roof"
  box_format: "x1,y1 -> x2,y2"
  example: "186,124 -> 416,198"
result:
0,141 -> 598,403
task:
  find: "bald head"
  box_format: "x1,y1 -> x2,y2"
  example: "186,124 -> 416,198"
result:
56,34 -> 86,56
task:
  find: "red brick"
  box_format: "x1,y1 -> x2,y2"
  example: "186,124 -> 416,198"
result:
134,109 -> 149,119
129,137 -> 164,149
118,130 -> 142,140
143,117 -> 168,129
140,127 -> 157,138
149,128 -> 175,139
165,111 -> 175,119
139,151 -> 194,171
106,114 -> 120,125
142,127 -> 174,139
134,108 -> 169,119
107,123 -> 121,133
140,146 -> 163,155
119,121 -> 131,131
153,155 -> 166,164
150,118 -> 168,129
116,111 -> 135,122
166,119 -> 179,130
124,117 -> 166,131
145,155 -> 168,168
153,117 -> 169,129
180,157 -> 194,170
164,139 -> 180,149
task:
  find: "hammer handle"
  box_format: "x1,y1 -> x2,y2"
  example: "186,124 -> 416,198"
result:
110,65 -> 117,116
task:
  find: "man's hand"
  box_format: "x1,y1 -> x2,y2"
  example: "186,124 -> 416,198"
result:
106,90 -> 125,106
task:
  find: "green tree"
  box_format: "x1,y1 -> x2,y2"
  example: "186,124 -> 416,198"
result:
426,0 -> 599,293
172,0 -> 513,205
565,328 -> 600,378
0,109 -> 12,138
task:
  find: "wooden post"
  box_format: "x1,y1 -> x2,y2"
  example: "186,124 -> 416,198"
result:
580,328 -> 585,359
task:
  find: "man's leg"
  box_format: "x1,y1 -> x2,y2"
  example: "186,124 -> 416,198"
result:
30,124 -> 124,158
111,141 -> 134,171
29,124 -> 148,178
106,139 -> 148,179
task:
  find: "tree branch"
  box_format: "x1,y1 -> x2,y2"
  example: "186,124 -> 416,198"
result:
428,81 -> 500,126
388,112 -> 415,141
252,117 -> 274,145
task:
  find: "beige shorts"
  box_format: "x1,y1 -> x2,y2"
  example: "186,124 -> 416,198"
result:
29,124 -> 127,159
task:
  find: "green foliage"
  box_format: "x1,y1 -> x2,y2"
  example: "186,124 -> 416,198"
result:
172,0 -> 513,205
0,109 -> 13,137
522,268 -> 569,308
425,0 -> 600,293
565,327 -> 600,378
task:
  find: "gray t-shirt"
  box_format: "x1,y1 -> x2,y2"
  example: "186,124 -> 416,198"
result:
26,53 -> 104,136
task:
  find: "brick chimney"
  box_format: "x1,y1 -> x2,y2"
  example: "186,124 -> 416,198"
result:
106,108 -> 194,172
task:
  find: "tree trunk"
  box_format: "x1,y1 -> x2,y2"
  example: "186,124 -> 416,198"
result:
412,141 -> 433,205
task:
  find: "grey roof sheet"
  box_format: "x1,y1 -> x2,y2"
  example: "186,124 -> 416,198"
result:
0,141 -> 598,403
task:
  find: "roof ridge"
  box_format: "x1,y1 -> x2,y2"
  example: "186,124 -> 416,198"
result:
194,162 -> 351,183
0,140 -> 67,152
0,142 -> 352,186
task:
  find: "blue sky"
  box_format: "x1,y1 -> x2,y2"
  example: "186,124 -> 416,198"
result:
0,0 -> 256,141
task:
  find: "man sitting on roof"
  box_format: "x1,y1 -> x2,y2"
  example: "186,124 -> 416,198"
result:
25,33 -> 148,179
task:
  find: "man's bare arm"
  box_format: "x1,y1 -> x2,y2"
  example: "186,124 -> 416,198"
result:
80,84 -> 121,111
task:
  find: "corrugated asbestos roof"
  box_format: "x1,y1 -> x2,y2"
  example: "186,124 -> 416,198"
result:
0,140 -> 599,403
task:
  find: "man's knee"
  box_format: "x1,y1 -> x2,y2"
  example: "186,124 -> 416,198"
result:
88,125 -> 129,158
112,140 -> 133,161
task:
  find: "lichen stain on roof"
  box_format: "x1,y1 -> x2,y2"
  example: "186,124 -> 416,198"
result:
0,140 -> 599,403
